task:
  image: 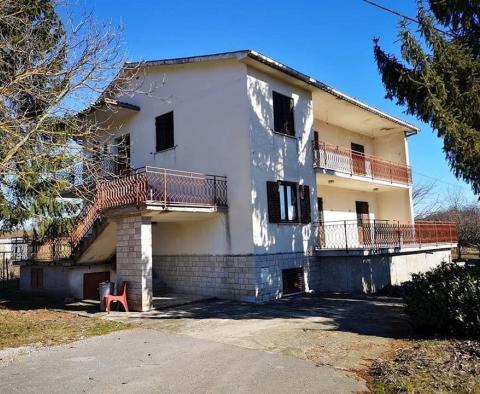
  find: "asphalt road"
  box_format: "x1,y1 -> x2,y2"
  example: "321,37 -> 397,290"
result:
0,328 -> 364,393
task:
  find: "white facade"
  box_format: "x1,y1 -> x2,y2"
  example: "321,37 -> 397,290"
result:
18,51 -> 456,309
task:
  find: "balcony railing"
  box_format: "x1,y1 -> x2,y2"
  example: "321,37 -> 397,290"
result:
11,238 -> 72,262
313,141 -> 412,185
13,167 -> 228,263
314,220 -> 457,251
71,166 -> 228,247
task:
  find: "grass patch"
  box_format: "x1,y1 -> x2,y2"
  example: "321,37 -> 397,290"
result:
369,339 -> 480,393
0,309 -> 132,350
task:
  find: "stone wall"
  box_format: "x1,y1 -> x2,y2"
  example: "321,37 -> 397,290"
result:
153,249 -> 452,302
152,252 -> 310,302
152,255 -> 257,302
252,253 -> 311,302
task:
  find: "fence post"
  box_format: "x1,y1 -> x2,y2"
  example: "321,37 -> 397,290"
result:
344,220 -> 348,252
135,174 -> 140,207
397,221 -> 401,248
213,176 -> 217,205
435,223 -> 438,246
373,219 -> 377,248
164,168 -> 167,208
323,144 -> 327,168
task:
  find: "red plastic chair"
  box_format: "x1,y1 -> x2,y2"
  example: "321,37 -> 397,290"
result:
104,282 -> 129,313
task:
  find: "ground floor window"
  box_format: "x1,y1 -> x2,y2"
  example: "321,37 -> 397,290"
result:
282,267 -> 305,294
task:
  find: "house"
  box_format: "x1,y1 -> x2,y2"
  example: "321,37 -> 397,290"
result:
13,50 -> 457,311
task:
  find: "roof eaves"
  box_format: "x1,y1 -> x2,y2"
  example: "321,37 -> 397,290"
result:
245,50 -> 419,133
125,49 -> 251,68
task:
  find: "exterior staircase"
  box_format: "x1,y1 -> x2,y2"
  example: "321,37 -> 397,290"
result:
11,167 -> 228,264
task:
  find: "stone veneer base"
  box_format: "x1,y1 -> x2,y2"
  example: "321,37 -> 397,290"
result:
153,248 -> 452,302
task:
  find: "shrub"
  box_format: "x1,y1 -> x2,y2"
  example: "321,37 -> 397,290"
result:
404,262 -> 480,337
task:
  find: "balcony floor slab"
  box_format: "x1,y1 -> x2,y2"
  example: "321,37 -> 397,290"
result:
315,169 -> 410,191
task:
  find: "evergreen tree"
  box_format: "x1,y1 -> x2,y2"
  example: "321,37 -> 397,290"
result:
373,0 -> 480,194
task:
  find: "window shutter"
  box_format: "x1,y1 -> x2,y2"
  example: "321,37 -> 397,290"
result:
266,181 -> 281,223
156,111 -> 174,151
299,185 -> 311,224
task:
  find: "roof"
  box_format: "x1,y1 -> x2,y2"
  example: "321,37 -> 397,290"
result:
126,49 -> 419,133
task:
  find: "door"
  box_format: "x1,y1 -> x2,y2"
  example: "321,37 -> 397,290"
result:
31,268 -> 44,289
351,143 -> 366,175
355,201 -> 371,246
317,197 -> 326,247
282,268 -> 305,295
115,134 -> 131,175
83,271 -> 110,300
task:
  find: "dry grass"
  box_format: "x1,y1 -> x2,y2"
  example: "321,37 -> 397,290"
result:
0,309 -> 131,350
369,339 -> 480,393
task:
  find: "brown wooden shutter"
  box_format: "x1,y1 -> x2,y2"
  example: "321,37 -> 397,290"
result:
156,111 -> 174,151
266,181 -> 281,223
299,185 -> 311,224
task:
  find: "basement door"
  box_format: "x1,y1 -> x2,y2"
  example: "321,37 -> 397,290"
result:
83,271 -> 110,300
282,267 -> 305,295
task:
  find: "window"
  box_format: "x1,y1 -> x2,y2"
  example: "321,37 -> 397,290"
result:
266,181 -> 312,223
278,182 -> 297,221
115,134 -> 130,175
273,91 -> 295,136
155,111 -> 174,152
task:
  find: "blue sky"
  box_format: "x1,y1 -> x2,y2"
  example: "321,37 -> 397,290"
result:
81,0 -> 476,203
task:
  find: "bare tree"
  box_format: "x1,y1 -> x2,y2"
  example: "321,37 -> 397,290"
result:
423,189 -> 480,258
0,0 -> 140,234
412,181 -> 442,219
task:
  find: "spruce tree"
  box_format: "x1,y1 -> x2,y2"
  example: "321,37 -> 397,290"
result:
373,0 -> 480,194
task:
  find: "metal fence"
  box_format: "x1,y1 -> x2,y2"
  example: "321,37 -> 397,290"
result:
314,220 -> 457,250
313,141 -> 412,185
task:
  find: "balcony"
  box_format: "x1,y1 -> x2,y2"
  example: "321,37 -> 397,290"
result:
314,220 -> 457,251
313,142 -> 412,186
12,167 -> 228,263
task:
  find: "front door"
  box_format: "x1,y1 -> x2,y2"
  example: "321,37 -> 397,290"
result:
355,201 -> 371,246
351,143 -> 366,175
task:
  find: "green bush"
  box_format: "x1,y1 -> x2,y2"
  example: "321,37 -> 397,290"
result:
404,262 -> 480,337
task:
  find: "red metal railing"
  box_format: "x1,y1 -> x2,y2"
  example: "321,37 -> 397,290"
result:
313,141 -> 412,185
71,166 -> 227,248
314,220 -> 457,250
12,167 -> 227,262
